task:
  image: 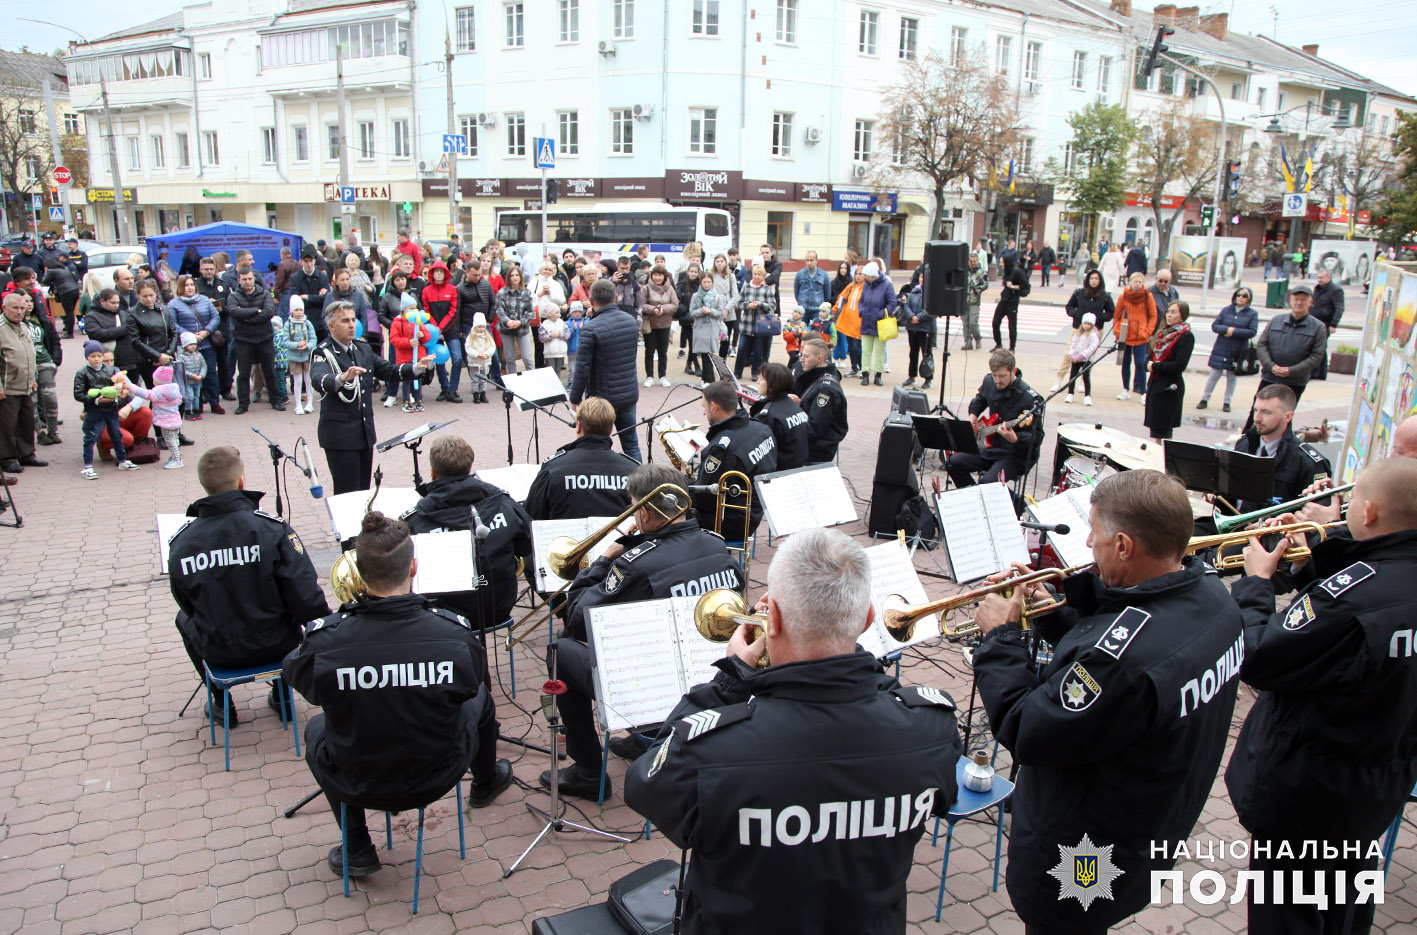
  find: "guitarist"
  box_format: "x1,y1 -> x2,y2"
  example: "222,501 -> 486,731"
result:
946,349 -> 1044,491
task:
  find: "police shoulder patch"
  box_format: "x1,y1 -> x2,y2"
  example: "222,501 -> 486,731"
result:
679,701 -> 752,742
1094,607 -> 1151,659
1319,562 -> 1375,599
543,448 -> 567,463
604,566 -> 626,593
621,540 -> 659,563
1302,445 -> 1325,464
399,506 -> 419,521
1059,662 -> 1102,712
703,455 -> 722,475
893,686 -> 957,710
287,532 -> 305,555
254,509 -> 285,524
1282,594 -> 1316,631
816,394 -> 829,408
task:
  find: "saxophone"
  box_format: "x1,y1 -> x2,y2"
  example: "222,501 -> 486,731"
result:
657,423 -> 701,472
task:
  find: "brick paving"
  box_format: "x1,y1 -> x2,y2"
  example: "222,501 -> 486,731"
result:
1,320 -> 1411,934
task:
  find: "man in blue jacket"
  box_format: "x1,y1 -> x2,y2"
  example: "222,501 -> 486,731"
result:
792,250 -> 831,318
568,279 -> 642,461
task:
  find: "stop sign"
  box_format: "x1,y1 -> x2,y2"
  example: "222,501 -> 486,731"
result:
52,166 -> 72,186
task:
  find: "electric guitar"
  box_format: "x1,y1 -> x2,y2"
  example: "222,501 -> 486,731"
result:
976,410 -> 1036,449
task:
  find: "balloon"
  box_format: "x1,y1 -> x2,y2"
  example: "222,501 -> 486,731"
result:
424,323 -> 442,345
354,318 -> 365,339
404,309 -> 429,325
432,343 -> 450,366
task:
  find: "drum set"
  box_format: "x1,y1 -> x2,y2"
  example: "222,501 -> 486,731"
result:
1050,422 -> 1210,520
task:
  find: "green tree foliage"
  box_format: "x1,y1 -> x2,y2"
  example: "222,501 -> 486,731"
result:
1063,102 -> 1137,218
1376,111 -> 1417,246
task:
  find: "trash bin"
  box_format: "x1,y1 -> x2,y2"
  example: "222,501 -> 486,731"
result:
1267,278 -> 1290,308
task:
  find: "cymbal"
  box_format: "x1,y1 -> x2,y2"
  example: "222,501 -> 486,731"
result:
1103,443 -> 1165,472
1056,422 -> 1138,451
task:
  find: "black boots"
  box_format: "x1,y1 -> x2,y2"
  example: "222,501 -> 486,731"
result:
873,374 -> 883,386
860,373 -> 870,386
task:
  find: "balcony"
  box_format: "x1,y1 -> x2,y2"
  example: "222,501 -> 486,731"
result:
265,55 -> 410,99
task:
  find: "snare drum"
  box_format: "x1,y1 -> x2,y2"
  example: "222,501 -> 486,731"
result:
1056,454 -> 1117,493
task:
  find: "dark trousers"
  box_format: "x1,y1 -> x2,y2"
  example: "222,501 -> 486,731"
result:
1039,267 -> 1051,287
734,332 -> 773,379
1246,836 -> 1378,935
199,346 -> 220,406
907,330 -> 932,379
382,341 -> 400,399
548,639 -> 603,767
847,336 -> 863,373
81,408 -> 124,465
1242,378 -> 1308,434
721,319 -> 739,359
695,352 -> 714,380
215,336 -> 234,394
1067,361 -> 1091,396
57,292 -> 78,335
0,394 -> 36,464
175,611 -> 289,704
992,300 -> 1018,349
236,340 -> 281,407
325,446 -> 374,496
613,405 -> 642,462
946,452 -> 1026,489
644,328 -> 671,378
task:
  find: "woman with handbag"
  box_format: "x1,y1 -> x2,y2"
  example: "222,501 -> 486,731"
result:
855,262 -> 898,386
833,266 -> 865,377
1196,286 -> 1259,413
733,263 -> 777,381
1143,300 -> 1194,441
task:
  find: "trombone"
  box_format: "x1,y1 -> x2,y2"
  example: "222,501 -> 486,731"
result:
505,482 -> 691,648
714,470 -> 754,582
1185,520 -> 1346,570
694,588 -> 770,669
882,565 -> 1088,641
1213,482 -> 1355,533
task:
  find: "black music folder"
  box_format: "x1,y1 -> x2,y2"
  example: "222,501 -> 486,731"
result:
1163,440 -> 1275,504
910,414 -> 979,455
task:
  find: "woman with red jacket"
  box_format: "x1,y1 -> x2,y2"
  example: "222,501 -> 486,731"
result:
421,261 -> 462,402
389,307 -> 432,412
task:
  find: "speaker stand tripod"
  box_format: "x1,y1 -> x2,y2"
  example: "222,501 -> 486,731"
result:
931,313 -> 960,421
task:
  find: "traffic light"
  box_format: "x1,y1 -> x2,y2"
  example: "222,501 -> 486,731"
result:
545,178 -> 559,204
1223,160 -> 1241,202
1142,25 -> 1174,75
1200,205 -> 1215,228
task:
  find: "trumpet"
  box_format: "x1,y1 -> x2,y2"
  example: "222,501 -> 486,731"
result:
330,467 -> 382,604
1214,483 -> 1355,533
1185,520 -> 1346,569
882,565 -> 1088,640
658,422 -> 701,473
694,588 -> 769,669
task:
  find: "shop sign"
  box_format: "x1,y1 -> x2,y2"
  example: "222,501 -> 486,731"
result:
832,190 -> 897,213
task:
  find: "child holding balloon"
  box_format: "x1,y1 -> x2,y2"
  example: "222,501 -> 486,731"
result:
390,299 -> 433,412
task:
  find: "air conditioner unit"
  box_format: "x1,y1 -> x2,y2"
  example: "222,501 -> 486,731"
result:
417,159 -> 428,172
852,164 -> 869,179
805,126 -> 822,144
1100,215 -> 1114,232
477,112 -> 495,127
598,40 -> 616,56
632,103 -> 655,120
1026,81 -> 1042,96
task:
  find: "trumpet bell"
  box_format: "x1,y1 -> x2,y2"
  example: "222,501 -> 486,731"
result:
881,594 -> 918,643
331,549 -> 367,604
694,588 -> 748,642
547,534 -> 589,580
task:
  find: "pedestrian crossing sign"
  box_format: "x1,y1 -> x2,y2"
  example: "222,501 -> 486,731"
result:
533,137 -> 555,169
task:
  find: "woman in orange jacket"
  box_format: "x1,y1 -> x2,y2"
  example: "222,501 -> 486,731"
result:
1112,272 -> 1157,399
832,267 -> 865,377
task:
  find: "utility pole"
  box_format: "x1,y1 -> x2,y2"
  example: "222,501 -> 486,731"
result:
40,78 -> 72,234
445,31 -> 458,240
335,44 -> 350,242
98,73 -> 131,243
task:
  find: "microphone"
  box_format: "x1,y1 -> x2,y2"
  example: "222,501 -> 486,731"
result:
1117,319 -> 1128,348
303,441 -> 323,499
469,505 -> 490,540
1019,520 -> 1071,535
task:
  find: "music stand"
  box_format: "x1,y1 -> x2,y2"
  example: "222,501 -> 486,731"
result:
377,420 -> 457,488
0,464 -> 19,528
1163,440 -> 1275,508
706,353 -> 760,404
911,414 -> 979,457
489,370 -> 575,465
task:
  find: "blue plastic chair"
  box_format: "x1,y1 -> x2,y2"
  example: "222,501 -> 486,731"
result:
341,780 -> 466,913
1380,781 -> 1417,877
480,615 -> 521,697
933,754 -> 1015,921
202,660 -> 298,771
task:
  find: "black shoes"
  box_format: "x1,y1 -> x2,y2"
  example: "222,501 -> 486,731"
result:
608,733 -> 649,761
901,377 -> 916,388
435,390 -> 451,402
234,405 -> 249,415
860,374 -> 870,386
448,392 -> 464,404
1223,403 -> 1231,412
328,844 -> 381,879
873,375 -> 883,386
539,764 -> 604,800
467,759 -> 513,808
204,697 -> 240,726
921,379 -> 932,390
179,435 -> 195,447
271,402 -> 286,412
2,462 -> 23,473
19,456 -> 47,467
1196,399 -> 1208,410
221,391 -> 236,401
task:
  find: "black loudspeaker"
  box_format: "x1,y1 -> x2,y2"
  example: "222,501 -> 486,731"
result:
873,414 -> 919,486
922,240 -> 968,318
891,385 -> 930,416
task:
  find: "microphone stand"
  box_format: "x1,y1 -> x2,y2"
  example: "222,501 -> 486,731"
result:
251,426 -> 302,518
486,376 -> 577,466
631,388 -> 706,464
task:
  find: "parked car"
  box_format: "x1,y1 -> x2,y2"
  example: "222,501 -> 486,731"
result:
84,244 -> 145,287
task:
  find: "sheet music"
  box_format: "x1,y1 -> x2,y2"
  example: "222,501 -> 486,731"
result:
155,513 -> 193,574
588,600 -> 686,732
671,594 -> 730,688
502,366 -> 569,410
529,516 -> 619,590
411,530 -> 477,594
1028,489 -> 1095,569
655,415 -> 709,468
475,464 -> 542,503
935,485 -> 1028,582
860,541 -> 942,658
326,487 -> 422,540
756,464 -> 857,537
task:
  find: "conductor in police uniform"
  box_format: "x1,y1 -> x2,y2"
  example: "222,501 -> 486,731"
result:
624,527 -> 961,935
310,300 -> 437,495
547,463 -> 742,800
283,511 -> 514,880
524,396 -> 637,521
168,446 -> 329,722
1228,457 -> 1417,935
691,379 -> 777,537
971,470 -> 1243,935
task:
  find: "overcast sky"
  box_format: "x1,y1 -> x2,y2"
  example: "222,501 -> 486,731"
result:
5,1 -> 1413,97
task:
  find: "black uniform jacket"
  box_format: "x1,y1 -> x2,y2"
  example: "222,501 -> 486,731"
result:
561,516 -> 740,642
1233,426 -> 1332,514
625,650 -> 961,935
1228,529 -> 1417,843
402,474 -> 533,624
973,558 -> 1242,932
168,489 -> 329,666
794,365 -> 848,463
309,337 -> 418,451
693,413 -> 777,536
966,373 -> 1044,462
282,593 -> 485,810
750,395 -> 809,471
524,434 -> 637,521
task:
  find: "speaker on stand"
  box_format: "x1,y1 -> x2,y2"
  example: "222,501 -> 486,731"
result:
921,240 -> 969,419
868,413 -> 921,537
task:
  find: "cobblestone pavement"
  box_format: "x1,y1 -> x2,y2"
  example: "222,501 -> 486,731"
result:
1,323 -> 1410,934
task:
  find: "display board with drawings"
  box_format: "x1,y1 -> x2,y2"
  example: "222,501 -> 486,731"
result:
1026,488 -> 1095,569
753,463 -> 857,538
326,487 -> 423,540
474,463 -> 542,503
933,483 -> 1029,582
529,516 -> 622,591
1339,262 -> 1417,483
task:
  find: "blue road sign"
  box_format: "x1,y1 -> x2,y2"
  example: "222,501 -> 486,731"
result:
48,207 -> 64,221
533,136 -> 556,169
340,186 -> 356,204
442,133 -> 468,155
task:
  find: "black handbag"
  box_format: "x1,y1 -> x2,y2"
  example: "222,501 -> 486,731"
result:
1233,342 -> 1260,376
607,859 -> 680,935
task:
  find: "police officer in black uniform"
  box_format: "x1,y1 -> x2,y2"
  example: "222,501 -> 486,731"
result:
524,396 -> 637,521
168,446 -> 329,722
1232,382 -> 1331,514
547,463 -> 742,800
310,300 -> 437,495
749,362 -> 808,471
691,379 -> 777,537
971,470 -> 1242,935
625,527 -> 960,935
401,435 -> 533,627
946,348 -> 1044,490
283,511 -> 514,880
1228,457 -> 1417,935
793,336 -> 848,465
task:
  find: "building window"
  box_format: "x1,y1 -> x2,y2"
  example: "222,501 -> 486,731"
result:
889,112 -> 907,164
766,211 -> 793,259
1024,41 -> 1041,82
995,36 -> 1012,76
899,17 -> 918,60
1231,81 -> 1242,101
950,26 -> 967,66
1019,138 -> 1033,172
24,155 -> 42,180
1071,51 -> 1087,90
614,0 -> 635,38
610,108 -> 634,154
853,119 -> 873,162
261,128 -> 276,165
558,0 -> 579,42
505,2 -> 525,47
691,0 -> 719,36
689,107 -> 717,154
357,121 -> 375,160
63,113 -> 80,135
775,0 -> 797,43
150,135 -> 166,169
175,131 -> 190,168
203,130 -> 220,166
1097,56 -> 1112,95
126,136 -> 141,170
292,126 -> 308,163
1277,91 -> 1286,111
326,124 -> 341,160
1256,87 -> 1267,109
771,112 -> 793,157
199,53 -> 212,79
391,118 -> 410,158
858,10 -> 879,55
558,110 -> 579,155
457,115 -> 481,156
506,112 -> 526,155
18,110 -> 37,134
1062,141 -> 1076,175
1381,115 -> 1390,136
455,7 -> 476,51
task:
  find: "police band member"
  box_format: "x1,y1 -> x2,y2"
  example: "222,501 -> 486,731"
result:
168,446 -> 329,722
310,300 -> 437,496
749,362 -> 808,471
972,470 -> 1242,935
283,511 -> 514,880
624,527 -> 961,935
547,464 -> 742,799
792,337 -> 849,465
401,435 -> 533,627
1232,382 -> 1331,514
1228,457 -> 1417,935
946,349 -> 1044,490
692,379 -> 777,537
524,396 -> 637,521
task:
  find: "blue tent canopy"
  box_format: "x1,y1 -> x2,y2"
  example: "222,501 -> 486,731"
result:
145,222 -> 303,289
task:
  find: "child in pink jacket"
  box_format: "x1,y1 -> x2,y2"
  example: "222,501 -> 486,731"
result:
124,364 -> 186,468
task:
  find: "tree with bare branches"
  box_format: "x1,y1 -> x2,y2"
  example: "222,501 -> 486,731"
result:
1131,98 -> 1217,263
1317,126 -> 1395,237
0,91 -> 53,233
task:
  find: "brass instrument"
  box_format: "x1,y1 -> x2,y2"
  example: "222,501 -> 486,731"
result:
658,422 -> 702,473
882,565 -> 1087,640
330,467 -> 383,604
1185,520 -> 1345,570
714,470 -> 754,582
694,588 -> 770,669
1213,483 -> 1355,533
506,482 -> 692,648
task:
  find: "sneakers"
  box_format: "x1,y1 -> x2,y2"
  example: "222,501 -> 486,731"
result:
608,733 -> 650,761
327,844 -> 381,880
901,377 -> 916,388
643,377 -> 655,387
658,377 -> 670,387
118,460 -> 140,471
294,404 -> 305,415
187,412 -> 204,421
1115,390 -> 1131,401
1084,396 -> 1093,406
403,401 -> 417,412
677,349 -> 686,359
36,431 -> 60,445
921,379 -> 932,390
1065,394 -> 1074,403
414,402 -> 424,412
81,465 -> 98,480
1222,402 -> 1231,412
1049,382 -> 1062,392
163,457 -> 183,470
539,763 -> 605,800
467,759 -> 514,809
383,397 -> 396,408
